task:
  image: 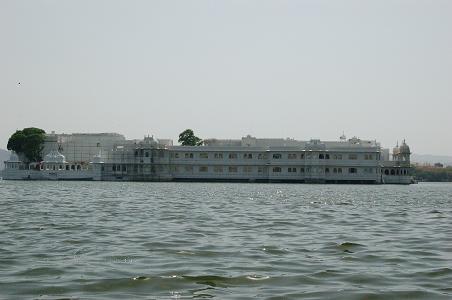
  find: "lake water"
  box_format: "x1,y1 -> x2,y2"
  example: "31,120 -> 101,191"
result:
0,181 -> 451,299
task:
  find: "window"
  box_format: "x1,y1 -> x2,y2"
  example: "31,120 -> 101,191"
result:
185,165 -> 193,172
229,166 -> 238,173
333,168 -> 337,173
199,153 -> 208,159
145,152 -> 149,157
258,167 -> 264,173
112,165 -> 116,171
272,167 -> 282,173
243,153 -> 253,159
214,166 -> 223,173
364,154 -> 373,160
334,154 -> 343,160
300,167 -> 305,173
325,168 -> 330,173
300,153 -> 305,159
66,165 -> 70,170
288,167 -> 297,173
325,154 -> 330,159
319,154 -> 325,159
258,153 -> 268,159
122,165 -> 127,172
306,154 -> 312,159
243,166 -> 253,173
185,153 -> 193,159
199,166 -> 208,172
273,153 -> 282,159
174,153 -> 179,158
288,153 -> 297,159
390,169 -> 395,175
348,154 -> 358,160
338,168 -> 342,173
228,153 -> 238,159
364,168 -> 374,173
349,167 -> 357,174
214,153 -> 223,159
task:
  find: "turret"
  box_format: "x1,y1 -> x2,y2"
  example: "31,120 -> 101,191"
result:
392,140 -> 410,165
399,139 -> 411,164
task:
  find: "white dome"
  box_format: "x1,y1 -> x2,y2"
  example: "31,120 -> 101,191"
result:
44,150 -> 66,163
9,151 -> 20,162
399,141 -> 410,154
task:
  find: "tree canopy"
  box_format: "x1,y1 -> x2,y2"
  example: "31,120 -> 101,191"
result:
178,129 -> 203,146
7,127 -> 46,162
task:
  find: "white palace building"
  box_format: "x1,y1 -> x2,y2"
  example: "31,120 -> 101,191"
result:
3,132 -> 413,184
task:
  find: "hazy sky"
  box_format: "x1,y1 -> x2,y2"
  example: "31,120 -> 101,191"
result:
1,0 -> 451,155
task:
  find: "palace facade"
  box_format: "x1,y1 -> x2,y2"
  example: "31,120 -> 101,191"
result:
3,132 -> 413,184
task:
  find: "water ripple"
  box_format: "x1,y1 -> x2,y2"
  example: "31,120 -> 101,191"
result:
0,181 -> 451,299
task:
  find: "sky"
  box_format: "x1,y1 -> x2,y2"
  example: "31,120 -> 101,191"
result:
0,0 -> 451,155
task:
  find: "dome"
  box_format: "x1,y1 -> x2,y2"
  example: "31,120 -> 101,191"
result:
399,140 -> 410,154
44,150 -> 66,163
8,151 -> 20,162
392,146 -> 400,155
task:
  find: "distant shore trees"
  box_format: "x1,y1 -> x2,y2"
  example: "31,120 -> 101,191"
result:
178,129 -> 203,146
7,127 -> 46,162
413,166 -> 452,182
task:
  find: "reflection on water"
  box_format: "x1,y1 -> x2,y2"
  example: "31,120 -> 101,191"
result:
0,181 -> 452,299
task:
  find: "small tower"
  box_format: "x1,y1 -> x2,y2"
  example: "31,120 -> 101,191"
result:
392,141 -> 400,161
393,140 -> 410,166
399,139 -> 411,165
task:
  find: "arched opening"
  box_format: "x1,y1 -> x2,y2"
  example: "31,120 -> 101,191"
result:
272,167 -> 281,173
390,169 -> 395,175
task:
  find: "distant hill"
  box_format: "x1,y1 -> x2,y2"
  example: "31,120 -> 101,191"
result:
0,149 -> 10,170
411,153 -> 452,166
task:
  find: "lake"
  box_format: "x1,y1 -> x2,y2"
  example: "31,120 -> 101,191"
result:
0,181 -> 451,299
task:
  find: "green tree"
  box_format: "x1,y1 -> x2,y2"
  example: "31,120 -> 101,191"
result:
7,127 -> 46,162
178,129 -> 203,146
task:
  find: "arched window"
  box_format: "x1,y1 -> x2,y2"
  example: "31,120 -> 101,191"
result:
385,169 -> 389,175
390,169 -> 395,175
319,154 -> 324,159
272,167 -> 281,173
